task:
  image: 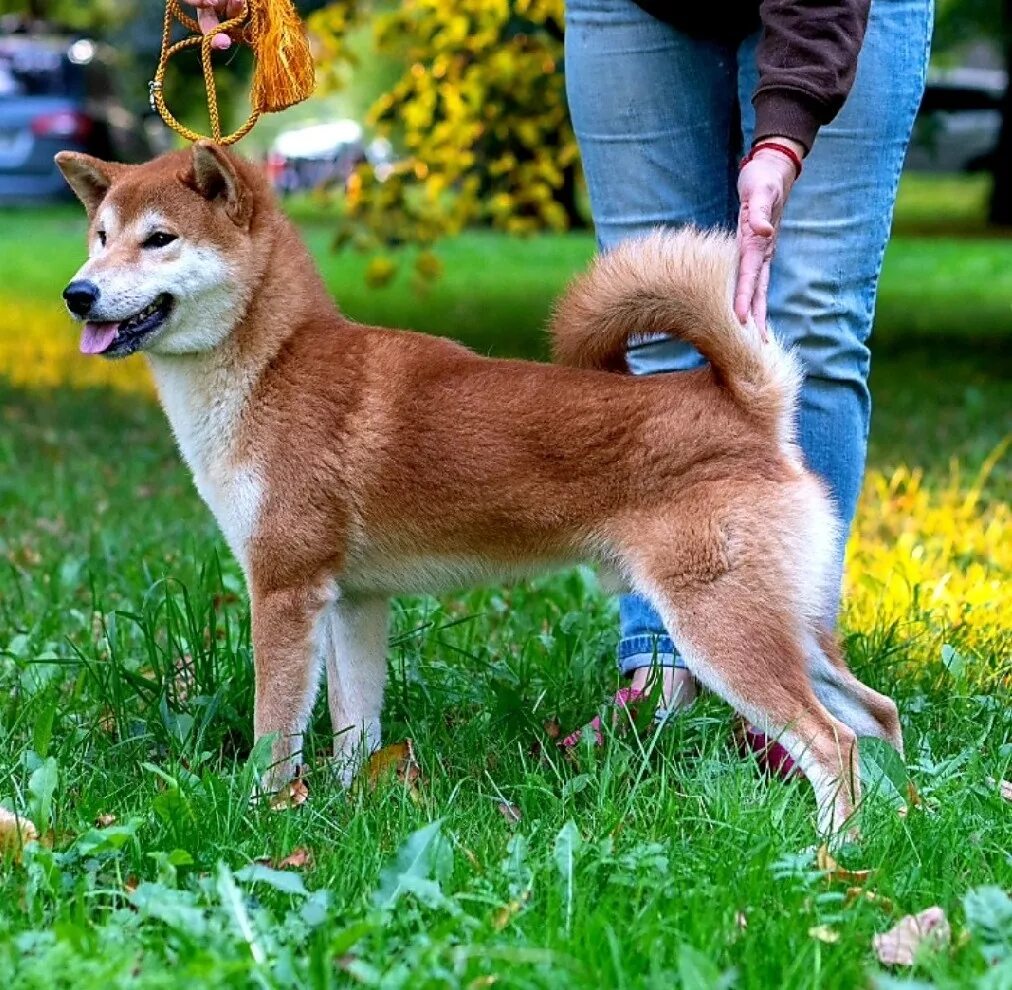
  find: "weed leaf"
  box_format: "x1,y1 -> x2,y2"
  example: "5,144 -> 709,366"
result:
27,757 -> 58,829
553,819 -> 581,934
676,944 -> 736,989
131,882 -> 207,936
235,863 -> 309,897
216,863 -> 267,965
963,886 -> 1012,965
372,819 -> 451,910
859,738 -> 910,805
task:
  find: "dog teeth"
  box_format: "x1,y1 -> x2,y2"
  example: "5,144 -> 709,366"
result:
121,297 -> 165,330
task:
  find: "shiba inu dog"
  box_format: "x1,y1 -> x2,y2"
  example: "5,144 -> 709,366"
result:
56,141 -> 903,835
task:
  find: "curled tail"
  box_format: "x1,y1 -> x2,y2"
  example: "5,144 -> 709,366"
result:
551,228 -> 801,440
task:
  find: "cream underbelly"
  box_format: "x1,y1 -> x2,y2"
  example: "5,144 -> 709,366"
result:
341,547 -> 627,597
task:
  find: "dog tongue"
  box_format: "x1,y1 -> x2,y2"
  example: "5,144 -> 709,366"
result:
80,322 -> 118,355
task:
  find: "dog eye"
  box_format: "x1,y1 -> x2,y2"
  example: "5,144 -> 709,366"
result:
96,229 -> 106,246
142,231 -> 178,249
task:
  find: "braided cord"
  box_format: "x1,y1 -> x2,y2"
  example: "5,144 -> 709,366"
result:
151,0 -> 261,146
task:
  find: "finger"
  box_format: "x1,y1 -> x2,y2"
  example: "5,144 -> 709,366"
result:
754,259 -> 771,342
196,6 -> 221,34
747,187 -> 776,237
734,205 -> 763,324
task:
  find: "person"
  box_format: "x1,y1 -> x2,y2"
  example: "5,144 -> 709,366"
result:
182,0 -> 245,49
560,0 -> 932,750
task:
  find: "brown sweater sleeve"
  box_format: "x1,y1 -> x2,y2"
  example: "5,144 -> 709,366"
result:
752,0 -> 871,154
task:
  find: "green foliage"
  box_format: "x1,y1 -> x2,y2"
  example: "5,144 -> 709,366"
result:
311,0 -> 579,283
934,0 -> 1004,52
0,0 -> 120,30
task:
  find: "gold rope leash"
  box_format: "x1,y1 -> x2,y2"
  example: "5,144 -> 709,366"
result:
151,0 -> 315,146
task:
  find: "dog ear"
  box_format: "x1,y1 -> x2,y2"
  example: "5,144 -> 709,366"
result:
54,152 -> 121,218
186,141 -> 252,228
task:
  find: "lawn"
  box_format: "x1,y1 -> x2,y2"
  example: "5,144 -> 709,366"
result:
0,174 -> 1009,988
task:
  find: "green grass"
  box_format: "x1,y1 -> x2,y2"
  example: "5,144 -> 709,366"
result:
0,174 -> 1010,988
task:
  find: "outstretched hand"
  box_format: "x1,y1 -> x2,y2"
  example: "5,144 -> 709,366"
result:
180,0 -> 245,50
734,138 -> 804,339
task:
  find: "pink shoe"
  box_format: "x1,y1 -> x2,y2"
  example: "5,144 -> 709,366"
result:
560,687 -> 647,751
737,724 -> 802,780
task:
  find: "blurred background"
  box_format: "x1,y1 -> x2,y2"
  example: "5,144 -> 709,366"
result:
0,0 -> 1008,669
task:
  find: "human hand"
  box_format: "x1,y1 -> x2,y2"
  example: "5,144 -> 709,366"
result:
734,137 -> 804,339
180,0 -> 245,50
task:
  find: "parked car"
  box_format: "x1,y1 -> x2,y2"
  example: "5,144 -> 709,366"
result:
0,32 -> 156,201
906,67 -> 1006,173
266,120 -> 395,194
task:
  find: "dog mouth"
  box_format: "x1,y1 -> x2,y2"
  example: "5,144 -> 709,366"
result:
80,294 -> 174,357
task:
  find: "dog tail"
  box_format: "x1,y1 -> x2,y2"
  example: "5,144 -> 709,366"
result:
551,227 -> 802,438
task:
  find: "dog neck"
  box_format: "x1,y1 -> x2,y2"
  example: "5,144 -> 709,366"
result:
146,213 -> 335,481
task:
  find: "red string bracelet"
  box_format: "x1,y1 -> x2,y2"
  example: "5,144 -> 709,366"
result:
740,141 -> 803,179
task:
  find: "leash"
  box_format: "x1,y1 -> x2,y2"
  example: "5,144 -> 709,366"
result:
150,0 -> 315,146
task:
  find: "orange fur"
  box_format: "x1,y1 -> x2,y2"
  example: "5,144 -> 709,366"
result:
56,143 -> 903,836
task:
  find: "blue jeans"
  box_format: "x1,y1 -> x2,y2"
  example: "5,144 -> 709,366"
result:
564,0 -> 933,675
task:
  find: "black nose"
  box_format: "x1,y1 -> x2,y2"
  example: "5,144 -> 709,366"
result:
63,279 -> 100,317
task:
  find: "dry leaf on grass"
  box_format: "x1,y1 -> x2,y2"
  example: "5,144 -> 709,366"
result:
277,847 -> 312,869
846,887 -> 895,913
497,801 -> 522,826
173,655 -> 195,703
985,777 -> 1012,802
529,718 -> 563,762
362,739 -> 423,802
899,781 -> 924,818
808,925 -> 840,944
735,911 -> 749,931
461,845 -> 482,872
95,813 -> 117,828
0,807 -> 38,860
873,907 -> 951,966
817,844 -> 874,884
468,976 -> 498,988
269,771 -> 309,812
492,889 -> 530,931
256,847 -> 313,870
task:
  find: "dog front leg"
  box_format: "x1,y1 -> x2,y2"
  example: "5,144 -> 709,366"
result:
321,595 -> 389,786
250,583 -> 328,794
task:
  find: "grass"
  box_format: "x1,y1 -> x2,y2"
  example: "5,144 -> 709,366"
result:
0,173 -> 1009,988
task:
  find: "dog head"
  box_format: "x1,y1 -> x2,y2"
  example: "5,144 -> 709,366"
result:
56,141 -> 266,359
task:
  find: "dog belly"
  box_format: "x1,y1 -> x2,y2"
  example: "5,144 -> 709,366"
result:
343,550 -> 577,596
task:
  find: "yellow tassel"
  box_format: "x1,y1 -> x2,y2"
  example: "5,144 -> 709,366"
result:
248,0 -> 315,113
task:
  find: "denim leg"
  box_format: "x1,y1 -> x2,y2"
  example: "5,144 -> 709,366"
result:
738,0 -> 932,614
565,0 -> 741,673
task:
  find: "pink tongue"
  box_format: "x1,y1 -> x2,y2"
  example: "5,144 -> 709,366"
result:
80,322 -> 119,355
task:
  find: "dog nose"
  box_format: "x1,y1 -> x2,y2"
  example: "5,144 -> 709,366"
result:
63,279 -> 100,317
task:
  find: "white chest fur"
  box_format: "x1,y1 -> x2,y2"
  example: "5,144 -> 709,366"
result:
148,354 -> 263,569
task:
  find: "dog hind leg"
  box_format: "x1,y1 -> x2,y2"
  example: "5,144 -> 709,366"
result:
638,569 -> 861,838
808,627 -> 904,756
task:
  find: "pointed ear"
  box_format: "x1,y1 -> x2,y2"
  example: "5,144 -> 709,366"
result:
186,141 -> 252,228
54,152 -> 121,217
